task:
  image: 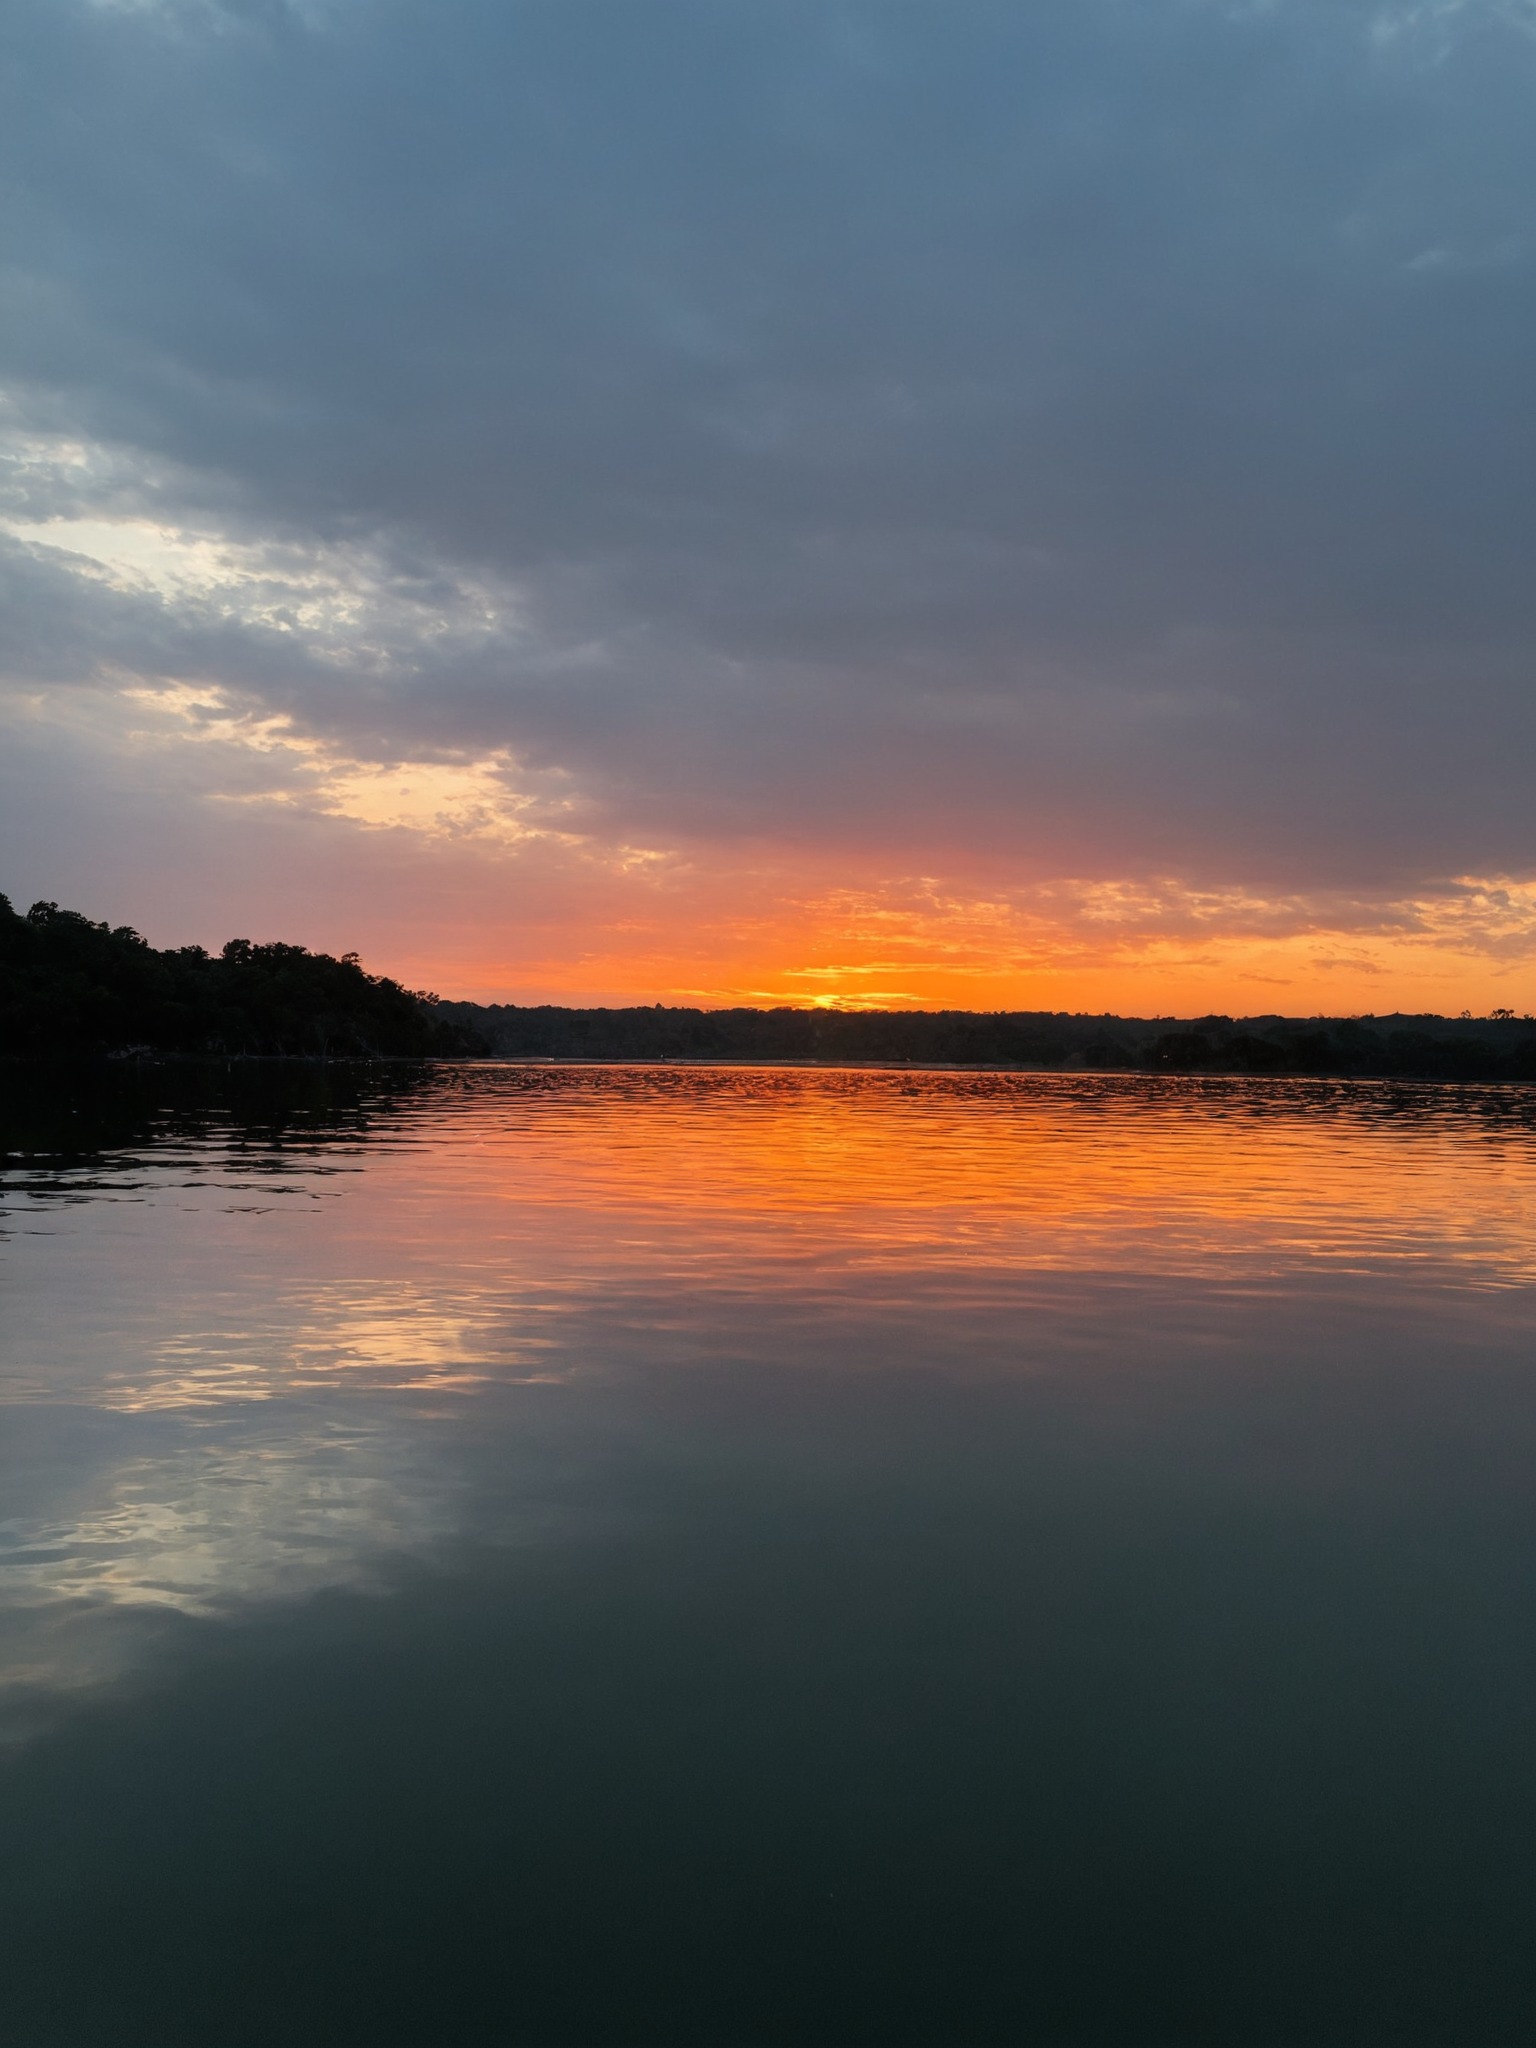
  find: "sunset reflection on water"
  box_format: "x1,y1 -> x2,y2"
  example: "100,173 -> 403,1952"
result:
6,1066 -> 1536,2041
355,1066 -> 1536,1281
4,1064 -> 1535,1626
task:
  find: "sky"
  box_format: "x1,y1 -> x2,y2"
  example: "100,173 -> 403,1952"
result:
4,0 -> 1536,1013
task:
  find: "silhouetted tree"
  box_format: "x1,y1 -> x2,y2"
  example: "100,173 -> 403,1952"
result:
0,895 -> 484,1058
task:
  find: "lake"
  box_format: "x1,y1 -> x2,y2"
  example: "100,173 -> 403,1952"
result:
4,1063 -> 1536,2045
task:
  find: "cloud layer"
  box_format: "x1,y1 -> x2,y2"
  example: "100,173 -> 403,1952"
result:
4,0 -> 1536,1005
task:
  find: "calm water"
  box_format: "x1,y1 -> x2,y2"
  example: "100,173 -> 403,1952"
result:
5,1064 -> 1536,2045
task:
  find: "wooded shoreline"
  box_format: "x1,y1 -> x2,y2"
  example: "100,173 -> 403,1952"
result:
7,895 -> 1535,1080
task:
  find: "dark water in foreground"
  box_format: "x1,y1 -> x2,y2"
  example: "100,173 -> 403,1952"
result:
4,1065 -> 1536,2046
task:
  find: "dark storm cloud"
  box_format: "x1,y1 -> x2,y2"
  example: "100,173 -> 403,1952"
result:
3,0 -> 1536,891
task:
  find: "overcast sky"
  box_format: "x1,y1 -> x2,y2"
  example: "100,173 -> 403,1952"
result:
4,0 -> 1536,1008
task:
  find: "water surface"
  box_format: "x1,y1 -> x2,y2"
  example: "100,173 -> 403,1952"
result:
4,1065 -> 1536,2044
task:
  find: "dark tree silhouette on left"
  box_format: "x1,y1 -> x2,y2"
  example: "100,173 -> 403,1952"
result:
0,896 -> 485,1058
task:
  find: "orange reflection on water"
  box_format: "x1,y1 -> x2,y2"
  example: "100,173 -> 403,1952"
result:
11,1069 -> 1536,1425
6,1065 -> 1536,1637
353,1068 -> 1536,1291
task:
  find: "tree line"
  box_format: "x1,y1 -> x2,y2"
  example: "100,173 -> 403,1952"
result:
0,896 -> 484,1058
6,893 -> 1534,1079
437,999 -> 1536,1082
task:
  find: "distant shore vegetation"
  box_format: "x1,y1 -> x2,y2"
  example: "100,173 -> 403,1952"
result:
437,999 -> 1536,1083
5,895 -> 1535,1080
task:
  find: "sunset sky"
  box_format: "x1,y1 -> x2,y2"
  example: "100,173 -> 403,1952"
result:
4,0 -> 1536,1013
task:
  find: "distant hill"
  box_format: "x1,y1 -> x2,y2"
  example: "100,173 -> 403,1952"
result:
0,896 -> 484,1058
435,999 -> 1536,1083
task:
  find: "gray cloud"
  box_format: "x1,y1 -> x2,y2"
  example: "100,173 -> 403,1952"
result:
3,0 -> 1536,901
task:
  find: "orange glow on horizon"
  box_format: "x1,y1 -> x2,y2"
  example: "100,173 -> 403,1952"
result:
69,676 -> 1536,1020
375,872 -> 1536,1020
